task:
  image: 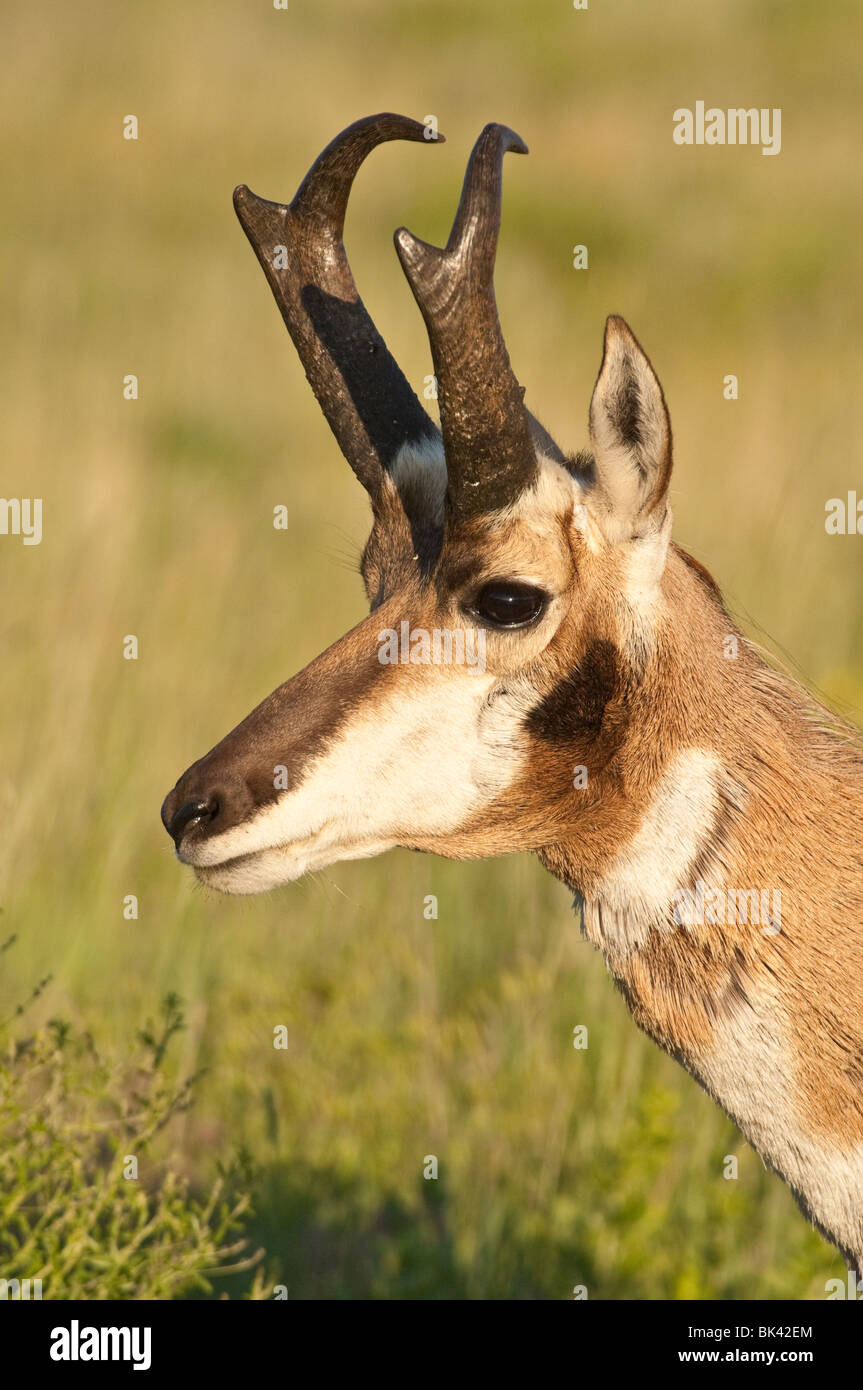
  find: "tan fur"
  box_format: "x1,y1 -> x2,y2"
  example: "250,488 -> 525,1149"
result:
162,120 -> 863,1276
166,318 -> 863,1272
386,463 -> 863,1266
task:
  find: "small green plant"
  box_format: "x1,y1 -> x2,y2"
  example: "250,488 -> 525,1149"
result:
0,935 -> 265,1299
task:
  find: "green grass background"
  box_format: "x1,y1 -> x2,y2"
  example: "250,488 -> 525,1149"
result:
1,0 -> 861,1298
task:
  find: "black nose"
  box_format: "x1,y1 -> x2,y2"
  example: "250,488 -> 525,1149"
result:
162,762 -> 258,850
163,796 -> 218,848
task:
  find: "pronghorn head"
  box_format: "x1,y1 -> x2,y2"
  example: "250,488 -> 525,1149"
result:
161,114 -> 675,895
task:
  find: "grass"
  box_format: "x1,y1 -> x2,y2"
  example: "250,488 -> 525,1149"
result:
0,0 -> 860,1298
0,953 -> 265,1300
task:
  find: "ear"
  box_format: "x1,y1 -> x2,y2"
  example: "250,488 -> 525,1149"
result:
588,316 -> 672,539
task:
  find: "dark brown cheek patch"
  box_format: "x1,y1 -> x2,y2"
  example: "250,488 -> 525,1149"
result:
525,639 -> 623,753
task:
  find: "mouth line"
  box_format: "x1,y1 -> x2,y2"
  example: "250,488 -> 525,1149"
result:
181,828 -> 395,883
188,848 -> 258,875
178,833 -> 329,876
176,813 -> 342,871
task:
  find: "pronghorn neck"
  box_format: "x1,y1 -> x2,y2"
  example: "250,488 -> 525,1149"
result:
537,544 -> 863,1271
534,538 -> 853,905
532,542 -> 743,917
536,539 -> 863,989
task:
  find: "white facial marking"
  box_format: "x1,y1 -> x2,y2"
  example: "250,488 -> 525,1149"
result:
182,668 -> 529,893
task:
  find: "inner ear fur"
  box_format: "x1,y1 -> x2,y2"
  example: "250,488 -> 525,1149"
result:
588,315 -> 672,539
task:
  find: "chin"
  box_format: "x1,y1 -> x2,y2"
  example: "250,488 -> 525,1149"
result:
191,846 -> 313,895
185,832 -> 399,895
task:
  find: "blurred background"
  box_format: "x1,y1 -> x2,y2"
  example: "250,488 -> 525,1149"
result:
1,0 -> 861,1298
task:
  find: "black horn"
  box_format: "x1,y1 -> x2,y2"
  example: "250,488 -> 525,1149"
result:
394,123 -> 556,521
233,114 -> 443,504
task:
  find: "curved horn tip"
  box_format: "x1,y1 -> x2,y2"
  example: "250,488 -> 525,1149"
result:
355,112 -> 446,144
235,117 -> 446,225
317,113 -> 447,159
290,115 -> 448,224
478,122 -> 529,156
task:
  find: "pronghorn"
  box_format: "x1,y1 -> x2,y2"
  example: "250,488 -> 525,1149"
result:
162,114 -> 863,1274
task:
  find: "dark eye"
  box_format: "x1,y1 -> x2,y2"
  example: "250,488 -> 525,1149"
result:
470,581 -> 547,629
